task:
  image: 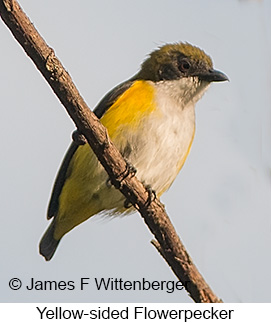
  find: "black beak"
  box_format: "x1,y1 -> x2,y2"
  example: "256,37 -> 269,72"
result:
199,69 -> 229,82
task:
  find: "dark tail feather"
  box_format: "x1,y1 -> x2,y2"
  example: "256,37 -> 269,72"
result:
39,219 -> 60,261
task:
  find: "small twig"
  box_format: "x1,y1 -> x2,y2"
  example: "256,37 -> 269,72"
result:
0,0 -> 222,303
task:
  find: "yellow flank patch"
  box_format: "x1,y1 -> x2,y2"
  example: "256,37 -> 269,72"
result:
54,80 -> 156,239
100,80 -> 155,139
177,127 -> 195,174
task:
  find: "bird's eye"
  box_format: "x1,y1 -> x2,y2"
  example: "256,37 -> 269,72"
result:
178,59 -> 191,73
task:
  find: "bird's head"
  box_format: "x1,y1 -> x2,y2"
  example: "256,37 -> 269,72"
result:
136,42 -> 228,84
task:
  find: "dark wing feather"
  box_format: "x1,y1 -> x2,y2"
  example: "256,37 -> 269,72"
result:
47,141 -> 78,219
93,80 -> 134,118
46,80 -> 134,219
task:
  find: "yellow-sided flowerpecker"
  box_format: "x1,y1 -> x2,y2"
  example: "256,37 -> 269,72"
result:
39,42 -> 228,261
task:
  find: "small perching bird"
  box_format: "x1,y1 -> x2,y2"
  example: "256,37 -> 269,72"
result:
39,42 -> 228,261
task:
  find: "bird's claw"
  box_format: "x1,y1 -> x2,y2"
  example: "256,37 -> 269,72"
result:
124,159 -> 137,177
145,184 -> 156,205
124,198 -> 132,209
72,130 -> 87,145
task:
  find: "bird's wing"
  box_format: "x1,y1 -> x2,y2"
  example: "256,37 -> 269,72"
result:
93,80 -> 134,118
47,80 -> 134,219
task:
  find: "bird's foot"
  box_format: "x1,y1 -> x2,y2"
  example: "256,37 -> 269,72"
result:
122,160 -> 137,208
72,130 -> 87,145
144,184 -> 156,206
123,183 -> 156,209
124,159 -> 137,178
107,159 -> 137,190
124,198 -> 132,209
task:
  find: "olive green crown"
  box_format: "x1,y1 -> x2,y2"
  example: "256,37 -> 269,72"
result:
137,42 -> 213,81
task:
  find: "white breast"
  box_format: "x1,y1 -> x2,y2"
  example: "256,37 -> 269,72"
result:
127,78 -> 209,195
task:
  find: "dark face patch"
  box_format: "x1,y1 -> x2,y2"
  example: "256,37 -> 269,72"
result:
156,52 -> 212,82
158,62 -> 181,81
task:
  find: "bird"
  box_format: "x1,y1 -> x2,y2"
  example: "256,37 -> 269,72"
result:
39,42 -> 228,261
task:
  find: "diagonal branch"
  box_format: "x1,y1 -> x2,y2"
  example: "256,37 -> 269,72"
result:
0,0 -> 222,303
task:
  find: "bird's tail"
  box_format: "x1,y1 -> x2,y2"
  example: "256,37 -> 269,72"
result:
39,219 -> 60,261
